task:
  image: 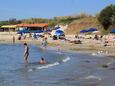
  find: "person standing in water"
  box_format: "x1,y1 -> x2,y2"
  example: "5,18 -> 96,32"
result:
13,36 -> 15,44
57,44 -> 61,52
24,43 -> 29,64
42,37 -> 48,49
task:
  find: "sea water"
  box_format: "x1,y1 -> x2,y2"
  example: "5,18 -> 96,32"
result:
0,44 -> 115,86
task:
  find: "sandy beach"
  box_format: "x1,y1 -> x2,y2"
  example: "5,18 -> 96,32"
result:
0,32 -> 115,58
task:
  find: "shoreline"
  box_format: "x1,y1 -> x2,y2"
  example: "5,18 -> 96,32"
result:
0,32 -> 115,59
1,38 -> 115,59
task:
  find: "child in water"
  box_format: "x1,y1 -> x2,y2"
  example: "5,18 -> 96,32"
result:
39,57 -> 45,64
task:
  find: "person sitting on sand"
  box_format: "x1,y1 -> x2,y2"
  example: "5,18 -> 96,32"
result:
39,57 -> 45,64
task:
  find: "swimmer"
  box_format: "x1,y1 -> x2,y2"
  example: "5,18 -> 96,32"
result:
39,57 -> 45,64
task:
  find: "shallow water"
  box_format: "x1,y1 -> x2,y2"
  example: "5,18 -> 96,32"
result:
0,44 -> 115,86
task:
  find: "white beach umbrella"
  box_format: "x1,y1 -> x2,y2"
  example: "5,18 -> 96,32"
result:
51,30 -> 56,36
92,31 -> 100,34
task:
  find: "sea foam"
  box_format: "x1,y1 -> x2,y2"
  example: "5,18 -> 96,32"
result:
28,57 -> 71,72
81,75 -> 102,81
62,57 -> 70,62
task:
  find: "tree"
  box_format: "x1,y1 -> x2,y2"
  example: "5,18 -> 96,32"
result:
98,4 -> 115,30
9,18 -> 17,24
0,21 -> 9,26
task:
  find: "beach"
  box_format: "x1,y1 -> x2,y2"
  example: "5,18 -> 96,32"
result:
0,1 -> 114,86
0,32 -> 115,58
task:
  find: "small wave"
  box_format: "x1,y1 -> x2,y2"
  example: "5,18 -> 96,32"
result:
91,53 -> 103,56
36,62 -> 59,69
56,51 -> 62,54
107,59 -> 115,65
107,62 -> 113,65
62,57 -> 70,63
28,57 -> 71,72
81,75 -> 102,81
91,51 -> 108,56
28,62 -> 59,72
91,53 -> 97,56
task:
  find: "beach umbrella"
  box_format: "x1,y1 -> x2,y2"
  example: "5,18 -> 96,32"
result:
87,28 -> 97,32
51,30 -> 56,36
31,30 -> 43,33
17,30 -> 29,34
55,30 -> 64,36
110,29 -> 115,33
17,31 -> 22,34
92,31 -> 100,34
80,30 -> 88,33
55,26 -> 61,30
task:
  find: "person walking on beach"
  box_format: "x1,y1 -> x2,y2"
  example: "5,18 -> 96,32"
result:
24,43 -> 29,64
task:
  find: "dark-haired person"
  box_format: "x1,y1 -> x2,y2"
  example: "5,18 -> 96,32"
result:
24,43 -> 29,64
39,57 -> 45,64
13,36 -> 15,44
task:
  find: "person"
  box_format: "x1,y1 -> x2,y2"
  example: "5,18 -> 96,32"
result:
29,32 -> 32,38
57,44 -> 61,52
39,57 -> 45,64
18,35 -> 21,40
42,37 -> 48,48
13,36 -> 15,44
94,35 -> 99,40
24,43 -> 29,64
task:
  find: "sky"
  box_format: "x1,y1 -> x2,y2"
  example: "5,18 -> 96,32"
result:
0,0 -> 115,20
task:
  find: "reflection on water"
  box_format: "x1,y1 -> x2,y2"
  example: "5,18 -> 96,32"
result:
0,44 -> 115,86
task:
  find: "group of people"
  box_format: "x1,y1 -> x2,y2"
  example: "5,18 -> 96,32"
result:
23,42 -> 45,64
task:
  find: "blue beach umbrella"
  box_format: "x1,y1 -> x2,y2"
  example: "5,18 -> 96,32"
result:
55,30 -> 64,36
31,30 -> 43,33
17,30 -> 29,34
110,29 -> 115,33
80,30 -> 88,33
87,28 -> 97,32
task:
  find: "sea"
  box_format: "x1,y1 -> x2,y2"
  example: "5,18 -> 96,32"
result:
0,44 -> 115,86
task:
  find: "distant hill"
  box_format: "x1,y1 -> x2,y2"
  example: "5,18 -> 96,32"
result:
0,15 -> 103,35
65,17 -> 100,35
